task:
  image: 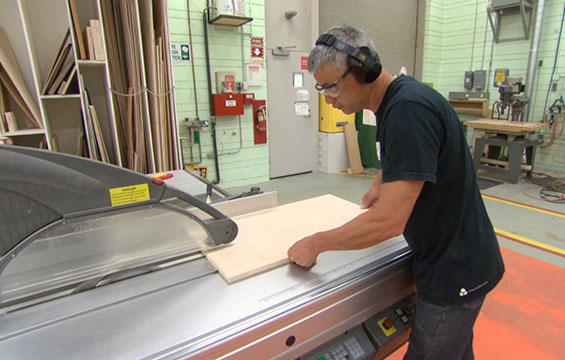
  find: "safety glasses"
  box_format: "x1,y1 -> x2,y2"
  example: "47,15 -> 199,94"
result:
314,68 -> 351,97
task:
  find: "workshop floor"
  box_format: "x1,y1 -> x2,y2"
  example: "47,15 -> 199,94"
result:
227,168 -> 564,360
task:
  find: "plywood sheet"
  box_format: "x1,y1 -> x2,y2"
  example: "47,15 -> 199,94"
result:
205,194 -> 365,283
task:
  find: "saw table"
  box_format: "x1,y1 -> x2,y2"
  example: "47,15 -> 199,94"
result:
0,145 -> 414,359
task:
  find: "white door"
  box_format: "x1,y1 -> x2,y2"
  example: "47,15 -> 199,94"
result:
265,0 -> 318,178
266,51 -> 317,178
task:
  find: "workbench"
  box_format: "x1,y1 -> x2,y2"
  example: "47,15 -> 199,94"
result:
464,119 -> 545,183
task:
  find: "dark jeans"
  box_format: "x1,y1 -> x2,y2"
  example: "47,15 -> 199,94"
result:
403,295 -> 486,360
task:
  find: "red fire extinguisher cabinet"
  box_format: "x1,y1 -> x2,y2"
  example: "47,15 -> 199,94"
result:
253,100 -> 267,145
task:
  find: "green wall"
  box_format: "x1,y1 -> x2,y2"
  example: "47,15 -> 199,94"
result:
168,0 -> 269,188
422,0 -> 565,173
168,0 -> 564,189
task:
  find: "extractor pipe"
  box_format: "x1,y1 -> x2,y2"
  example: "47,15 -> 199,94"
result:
524,0 -> 546,122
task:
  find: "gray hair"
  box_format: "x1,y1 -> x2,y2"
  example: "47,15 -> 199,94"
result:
307,24 -> 378,73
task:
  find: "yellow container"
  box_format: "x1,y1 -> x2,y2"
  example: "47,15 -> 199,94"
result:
319,93 -> 355,133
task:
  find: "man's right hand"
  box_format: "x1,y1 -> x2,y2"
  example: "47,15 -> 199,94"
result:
361,186 -> 379,209
361,171 -> 382,209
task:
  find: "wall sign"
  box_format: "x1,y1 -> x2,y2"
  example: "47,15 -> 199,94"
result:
247,63 -> 262,86
187,165 -> 208,179
301,56 -> 308,70
171,43 -> 190,62
250,36 -> 264,59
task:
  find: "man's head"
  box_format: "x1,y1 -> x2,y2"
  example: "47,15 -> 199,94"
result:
308,25 -> 381,114
308,25 -> 381,86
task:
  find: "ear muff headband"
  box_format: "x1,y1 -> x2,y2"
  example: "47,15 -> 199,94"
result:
315,33 -> 382,83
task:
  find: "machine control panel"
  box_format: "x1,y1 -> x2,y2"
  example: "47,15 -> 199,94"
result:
299,326 -> 376,360
363,296 -> 416,358
299,295 -> 416,360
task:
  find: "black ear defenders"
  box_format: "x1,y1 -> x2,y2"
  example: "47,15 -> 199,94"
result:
315,33 -> 382,83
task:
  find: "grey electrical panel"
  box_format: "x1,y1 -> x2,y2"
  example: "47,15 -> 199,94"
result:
474,70 -> 487,89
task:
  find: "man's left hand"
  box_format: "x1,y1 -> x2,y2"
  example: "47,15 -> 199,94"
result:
287,235 -> 320,268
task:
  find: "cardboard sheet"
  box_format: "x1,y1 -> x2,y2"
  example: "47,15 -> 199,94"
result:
205,194 -> 365,283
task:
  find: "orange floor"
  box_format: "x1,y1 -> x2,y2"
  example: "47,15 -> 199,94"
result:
387,247 -> 565,359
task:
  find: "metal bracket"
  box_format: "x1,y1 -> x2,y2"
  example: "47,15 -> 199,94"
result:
272,45 -> 296,56
487,0 -> 533,43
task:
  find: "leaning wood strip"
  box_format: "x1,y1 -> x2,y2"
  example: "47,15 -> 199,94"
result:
0,69 -> 37,128
89,105 -> 110,163
344,121 -> 364,174
0,27 -> 42,128
68,0 -> 87,59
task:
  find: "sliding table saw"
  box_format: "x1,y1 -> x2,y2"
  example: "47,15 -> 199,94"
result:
0,145 -> 415,359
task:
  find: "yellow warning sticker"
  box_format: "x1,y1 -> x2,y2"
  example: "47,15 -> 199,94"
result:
494,69 -> 507,83
109,184 -> 150,206
187,165 -> 208,179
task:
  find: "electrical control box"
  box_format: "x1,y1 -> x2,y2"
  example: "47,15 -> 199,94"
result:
473,70 -> 487,89
212,93 -> 244,116
464,71 -> 474,89
319,93 -> 355,133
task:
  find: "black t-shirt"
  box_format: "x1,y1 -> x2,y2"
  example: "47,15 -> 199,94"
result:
376,75 -> 504,305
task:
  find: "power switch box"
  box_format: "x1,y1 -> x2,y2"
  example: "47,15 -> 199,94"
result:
464,71 -> 474,89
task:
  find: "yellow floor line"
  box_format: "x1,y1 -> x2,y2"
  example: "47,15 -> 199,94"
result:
482,194 -> 565,218
337,172 -> 564,255
337,171 -> 378,178
495,228 -> 565,256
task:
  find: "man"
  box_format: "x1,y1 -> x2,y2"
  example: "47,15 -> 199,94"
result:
287,25 -> 504,359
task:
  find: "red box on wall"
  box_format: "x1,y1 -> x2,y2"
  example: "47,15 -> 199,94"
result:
243,93 -> 255,105
212,93 -> 244,116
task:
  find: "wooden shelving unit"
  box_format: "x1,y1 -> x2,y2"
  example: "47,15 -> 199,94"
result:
0,0 -> 180,173
208,14 -> 253,26
448,98 -> 489,117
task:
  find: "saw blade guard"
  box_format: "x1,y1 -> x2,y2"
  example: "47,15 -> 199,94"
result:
0,145 -> 238,307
